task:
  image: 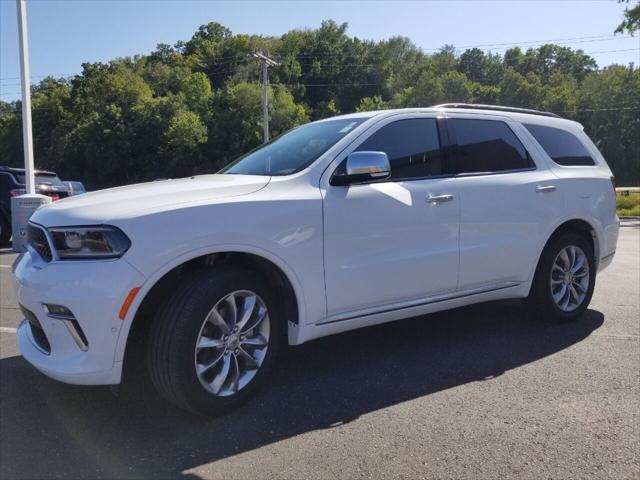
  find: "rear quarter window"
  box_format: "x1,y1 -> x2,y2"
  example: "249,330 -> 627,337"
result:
523,123 -> 596,166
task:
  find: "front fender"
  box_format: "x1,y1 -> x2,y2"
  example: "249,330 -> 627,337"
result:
113,243 -> 308,364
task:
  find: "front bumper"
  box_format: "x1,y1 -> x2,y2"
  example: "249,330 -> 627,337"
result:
13,249 -> 145,385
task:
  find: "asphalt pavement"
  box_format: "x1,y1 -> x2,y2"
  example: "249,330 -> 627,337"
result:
0,226 -> 638,479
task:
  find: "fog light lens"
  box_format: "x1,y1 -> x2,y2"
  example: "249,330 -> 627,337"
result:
43,304 -> 74,319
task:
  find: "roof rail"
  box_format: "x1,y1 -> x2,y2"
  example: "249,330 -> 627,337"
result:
433,103 -> 562,119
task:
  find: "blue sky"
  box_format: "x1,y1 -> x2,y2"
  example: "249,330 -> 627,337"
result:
1,1 -> 639,101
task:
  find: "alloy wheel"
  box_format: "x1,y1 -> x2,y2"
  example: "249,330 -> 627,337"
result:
194,290 -> 270,396
550,245 -> 590,312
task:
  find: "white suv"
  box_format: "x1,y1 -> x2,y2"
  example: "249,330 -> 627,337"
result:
13,104 -> 619,415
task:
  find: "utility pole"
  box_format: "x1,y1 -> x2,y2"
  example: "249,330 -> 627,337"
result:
252,52 -> 278,143
16,0 -> 35,194
12,0 -> 50,253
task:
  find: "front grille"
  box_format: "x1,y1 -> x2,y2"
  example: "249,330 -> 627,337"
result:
20,304 -> 51,354
27,224 -> 53,262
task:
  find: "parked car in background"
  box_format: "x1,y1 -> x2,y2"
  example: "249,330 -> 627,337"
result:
12,104 -> 619,415
63,181 -> 87,196
0,166 -> 70,246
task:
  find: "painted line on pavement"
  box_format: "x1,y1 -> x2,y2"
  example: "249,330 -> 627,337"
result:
0,327 -> 17,333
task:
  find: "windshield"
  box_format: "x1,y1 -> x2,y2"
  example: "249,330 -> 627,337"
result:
221,118 -> 367,176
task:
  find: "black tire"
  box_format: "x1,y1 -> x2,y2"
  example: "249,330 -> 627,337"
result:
146,266 -> 284,416
0,215 -> 10,247
527,231 -> 596,322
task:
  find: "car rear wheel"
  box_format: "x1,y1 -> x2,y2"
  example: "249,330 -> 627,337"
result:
146,266 -> 283,415
528,232 -> 596,322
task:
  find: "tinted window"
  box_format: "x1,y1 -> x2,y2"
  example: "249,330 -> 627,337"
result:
451,119 -> 532,174
355,118 -> 445,179
222,118 -> 367,176
14,173 -> 66,187
524,123 -> 595,166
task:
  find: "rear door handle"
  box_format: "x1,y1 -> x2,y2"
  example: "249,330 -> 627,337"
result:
535,185 -> 557,193
426,194 -> 454,203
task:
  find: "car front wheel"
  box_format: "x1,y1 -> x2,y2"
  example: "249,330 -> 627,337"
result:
147,266 -> 282,415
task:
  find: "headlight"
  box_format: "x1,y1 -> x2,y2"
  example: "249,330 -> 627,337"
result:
49,226 -> 131,259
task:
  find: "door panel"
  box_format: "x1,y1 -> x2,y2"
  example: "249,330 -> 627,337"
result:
323,177 -> 459,316
455,170 -> 561,289
446,117 -> 563,290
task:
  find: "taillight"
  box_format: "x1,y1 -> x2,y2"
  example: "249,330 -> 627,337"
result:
50,194 -> 60,201
9,189 -> 26,197
610,175 -> 616,193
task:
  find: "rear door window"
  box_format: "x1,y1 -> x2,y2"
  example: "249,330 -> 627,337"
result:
450,119 -> 532,174
523,123 -> 596,166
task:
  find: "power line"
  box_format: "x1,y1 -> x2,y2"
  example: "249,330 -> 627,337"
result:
292,34 -> 636,57
1,33 -> 636,80
2,45 -> 637,89
553,106 -> 640,113
454,34 -> 635,50
1,101 -> 637,114
580,48 -> 639,55
283,83 -> 381,87
1,35 -> 637,84
0,72 -> 78,81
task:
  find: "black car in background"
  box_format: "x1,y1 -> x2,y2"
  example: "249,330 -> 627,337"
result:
0,166 -> 70,246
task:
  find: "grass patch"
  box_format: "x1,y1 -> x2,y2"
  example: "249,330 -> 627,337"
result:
617,192 -> 640,217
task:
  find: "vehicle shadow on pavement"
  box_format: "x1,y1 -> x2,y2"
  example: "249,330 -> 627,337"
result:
0,300 -> 604,479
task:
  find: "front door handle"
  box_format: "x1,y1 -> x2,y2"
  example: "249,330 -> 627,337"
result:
536,185 -> 557,193
426,194 -> 454,203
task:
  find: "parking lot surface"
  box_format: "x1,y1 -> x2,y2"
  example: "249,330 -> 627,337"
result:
0,226 -> 638,479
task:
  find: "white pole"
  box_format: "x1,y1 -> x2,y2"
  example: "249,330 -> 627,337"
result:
16,0 -> 35,194
262,61 -> 269,143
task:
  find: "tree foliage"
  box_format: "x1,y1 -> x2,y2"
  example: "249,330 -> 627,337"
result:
616,0 -> 640,35
0,20 -> 638,187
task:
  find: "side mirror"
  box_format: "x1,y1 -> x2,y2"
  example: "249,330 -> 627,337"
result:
332,151 -> 391,185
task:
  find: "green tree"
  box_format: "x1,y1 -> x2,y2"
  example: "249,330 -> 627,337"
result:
458,48 -> 488,83
0,20 -> 637,187
440,71 -> 473,103
615,0 -> 640,34
209,82 -> 308,167
577,66 -> 640,185
499,69 -> 542,108
166,111 -> 207,151
541,72 -> 578,113
356,95 -> 388,112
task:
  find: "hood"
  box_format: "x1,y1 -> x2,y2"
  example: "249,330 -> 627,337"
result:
31,174 -> 270,226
